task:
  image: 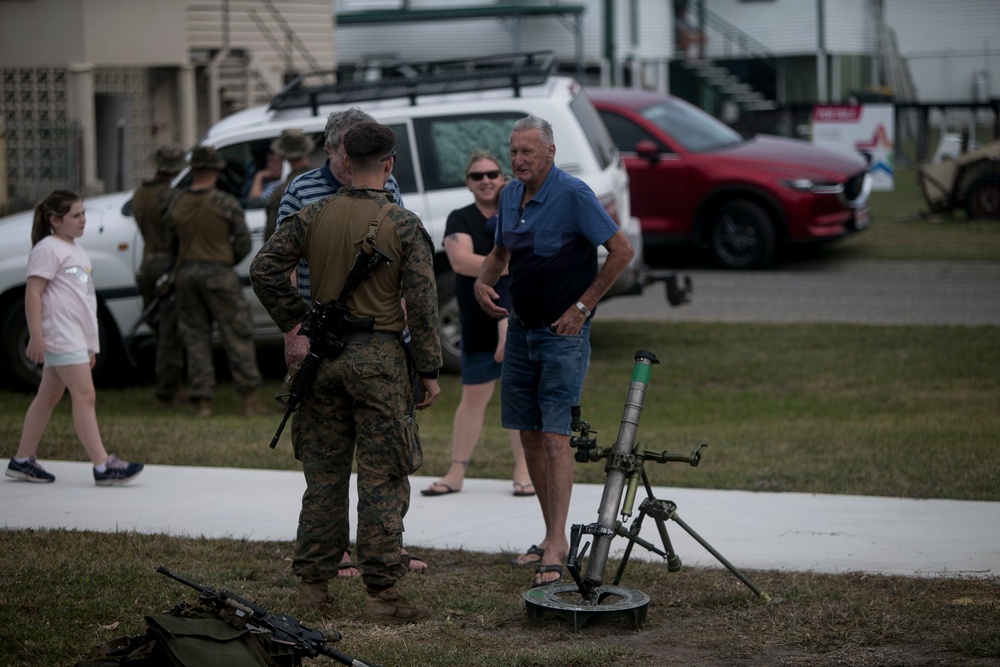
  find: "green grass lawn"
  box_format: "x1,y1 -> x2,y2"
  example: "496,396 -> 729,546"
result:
2,321 -> 997,501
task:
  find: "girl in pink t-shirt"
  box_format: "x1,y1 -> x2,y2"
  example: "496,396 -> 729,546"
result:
5,190 -> 144,486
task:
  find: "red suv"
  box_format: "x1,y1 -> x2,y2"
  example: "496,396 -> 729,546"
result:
587,87 -> 872,269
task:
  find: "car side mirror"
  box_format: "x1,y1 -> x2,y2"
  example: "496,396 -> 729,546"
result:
635,140 -> 661,163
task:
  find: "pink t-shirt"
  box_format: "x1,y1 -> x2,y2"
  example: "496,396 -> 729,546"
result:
26,235 -> 100,355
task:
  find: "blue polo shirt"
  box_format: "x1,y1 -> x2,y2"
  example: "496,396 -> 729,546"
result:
495,165 -> 618,324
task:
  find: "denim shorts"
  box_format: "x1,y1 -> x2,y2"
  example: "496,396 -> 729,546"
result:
500,318 -> 591,435
461,349 -> 503,385
43,349 -> 90,367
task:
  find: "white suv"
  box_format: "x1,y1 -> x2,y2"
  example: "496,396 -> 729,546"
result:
0,52 -> 646,388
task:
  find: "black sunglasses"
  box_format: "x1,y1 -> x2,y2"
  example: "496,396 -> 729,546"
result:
380,150 -> 397,162
467,170 -> 501,181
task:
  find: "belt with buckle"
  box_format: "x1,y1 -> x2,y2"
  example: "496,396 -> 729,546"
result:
511,313 -> 549,330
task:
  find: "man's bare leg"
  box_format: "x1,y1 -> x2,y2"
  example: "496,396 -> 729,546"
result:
513,430 -> 574,585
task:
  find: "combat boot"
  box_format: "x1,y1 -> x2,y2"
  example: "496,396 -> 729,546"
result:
194,399 -> 212,418
241,390 -> 268,416
295,578 -> 329,609
362,586 -> 431,625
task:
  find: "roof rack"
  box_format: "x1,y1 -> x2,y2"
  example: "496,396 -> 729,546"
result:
268,51 -> 559,115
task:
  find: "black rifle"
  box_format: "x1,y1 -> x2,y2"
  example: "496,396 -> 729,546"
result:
127,271 -> 174,336
157,566 -> 382,667
270,240 -> 392,448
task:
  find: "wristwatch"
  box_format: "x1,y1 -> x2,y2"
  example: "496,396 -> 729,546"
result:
574,300 -> 591,318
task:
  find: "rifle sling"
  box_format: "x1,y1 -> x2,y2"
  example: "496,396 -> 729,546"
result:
362,202 -> 394,249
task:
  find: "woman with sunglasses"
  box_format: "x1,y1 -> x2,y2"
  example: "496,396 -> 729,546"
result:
422,150 -> 532,498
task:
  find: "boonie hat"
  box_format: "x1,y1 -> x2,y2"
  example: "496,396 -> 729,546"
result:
270,129 -> 314,160
154,145 -> 186,174
188,145 -> 226,170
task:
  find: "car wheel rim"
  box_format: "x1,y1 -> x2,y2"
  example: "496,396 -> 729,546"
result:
971,184 -> 1000,219
713,214 -> 758,266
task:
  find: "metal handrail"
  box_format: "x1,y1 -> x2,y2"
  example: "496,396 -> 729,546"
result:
694,0 -> 777,61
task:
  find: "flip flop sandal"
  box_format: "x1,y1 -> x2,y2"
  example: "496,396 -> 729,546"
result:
401,552 -> 428,573
420,481 -> 459,496
337,551 -> 360,578
513,481 -> 536,497
511,544 -> 545,568
531,563 -> 564,588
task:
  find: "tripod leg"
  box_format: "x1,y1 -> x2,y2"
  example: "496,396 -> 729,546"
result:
641,471 -> 681,572
671,512 -> 769,600
613,517 -> 641,585
653,515 -> 682,572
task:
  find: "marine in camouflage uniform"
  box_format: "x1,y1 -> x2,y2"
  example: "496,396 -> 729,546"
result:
133,145 -> 186,405
166,145 -> 262,416
260,129 -> 315,242
251,122 -> 441,624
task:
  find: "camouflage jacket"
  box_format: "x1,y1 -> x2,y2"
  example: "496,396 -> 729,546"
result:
251,185 -> 442,376
165,188 -> 250,266
132,177 -> 175,258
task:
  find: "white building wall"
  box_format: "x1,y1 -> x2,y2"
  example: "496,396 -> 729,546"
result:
885,0 -> 1000,101
188,0 -> 336,92
81,0 -> 189,66
335,0 -> 670,67
619,0 -> 673,60
700,0 -> 873,57
702,0 -> 819,56
821,0 -> 875,54
0,0 -> 187,68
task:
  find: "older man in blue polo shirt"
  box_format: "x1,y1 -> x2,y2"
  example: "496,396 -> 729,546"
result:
474,115 -> 635,588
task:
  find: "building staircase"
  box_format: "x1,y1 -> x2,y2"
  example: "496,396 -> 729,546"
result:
190,48 -> 274,120
186,0 -> 329,123
683,59 -> 776,111
675,1 -> 779,115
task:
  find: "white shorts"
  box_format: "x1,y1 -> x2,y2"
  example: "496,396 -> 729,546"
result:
44,349 -> 90,367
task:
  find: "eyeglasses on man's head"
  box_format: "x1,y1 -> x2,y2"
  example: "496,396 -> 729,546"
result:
380,150 -> 397,162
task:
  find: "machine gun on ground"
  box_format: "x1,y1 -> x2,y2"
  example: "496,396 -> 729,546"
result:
157,566 -> 382,667
269,240 -> 392,448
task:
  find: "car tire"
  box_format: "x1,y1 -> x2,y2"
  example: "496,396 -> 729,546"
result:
435,270 -> 462,375
965,174 -> 1000,220
709,200 -> 776,269
0,295 -> 127,390
1,296 -> 42,390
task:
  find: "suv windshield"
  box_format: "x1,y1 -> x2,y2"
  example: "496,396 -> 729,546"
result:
642,98 -> 743,153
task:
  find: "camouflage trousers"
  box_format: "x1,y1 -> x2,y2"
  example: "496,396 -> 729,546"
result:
137,254 -> 183,401
291,332 -> 421,591
175,262 -> 261,400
